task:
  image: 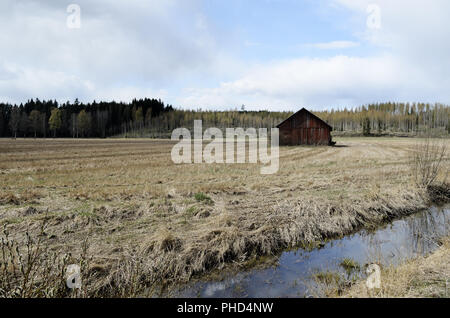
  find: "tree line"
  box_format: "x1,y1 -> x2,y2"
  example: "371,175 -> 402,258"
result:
0,98 -> 173,138
315,102 -> 450,136
0,100 -> 448,138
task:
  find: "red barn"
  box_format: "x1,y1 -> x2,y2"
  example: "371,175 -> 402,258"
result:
277,108 -> 333,146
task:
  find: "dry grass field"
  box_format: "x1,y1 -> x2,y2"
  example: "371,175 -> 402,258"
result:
0,137 -> 449,297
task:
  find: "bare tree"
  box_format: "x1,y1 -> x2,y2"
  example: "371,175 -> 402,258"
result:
412,137 -> 447,188
9,106 -> 20,139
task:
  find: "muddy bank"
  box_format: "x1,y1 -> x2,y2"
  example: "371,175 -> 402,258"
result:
172,203 -> 449,298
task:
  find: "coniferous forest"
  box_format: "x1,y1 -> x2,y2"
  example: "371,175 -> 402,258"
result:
0,99 -> 448,138
0,98 -> 173,138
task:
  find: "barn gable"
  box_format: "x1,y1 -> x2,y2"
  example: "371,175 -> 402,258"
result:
277,108 -> 333,146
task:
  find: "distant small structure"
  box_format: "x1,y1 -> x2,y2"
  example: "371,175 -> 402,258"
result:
277,108 -> 333,146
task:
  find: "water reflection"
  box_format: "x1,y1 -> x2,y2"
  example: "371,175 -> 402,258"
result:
174,205 -> 449,298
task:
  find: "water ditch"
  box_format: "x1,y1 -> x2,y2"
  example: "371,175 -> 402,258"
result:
173,204 -> 449,297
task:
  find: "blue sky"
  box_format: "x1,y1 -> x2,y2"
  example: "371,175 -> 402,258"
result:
203,0 -> 364,60
1,0 -> 450,111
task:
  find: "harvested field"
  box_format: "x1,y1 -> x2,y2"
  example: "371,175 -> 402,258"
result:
0,137 -> 449,297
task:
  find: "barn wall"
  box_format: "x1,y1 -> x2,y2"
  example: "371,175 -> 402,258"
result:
279,111 -> 331,146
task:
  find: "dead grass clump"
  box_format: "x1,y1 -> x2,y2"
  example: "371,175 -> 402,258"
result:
0,191 -> 43,206
340,258 -> 361,274
20,191 -> 43,204
309,270 -> 356,297
427,183 -> 450,204
87,263 -> 110,278
0,222 -> 92,298
341,237 -> 450,298
314,271 -> 342,285
93,247 -> 163,298
70,205 -> 142,230
196,210 -> 211,219
0,193 -> 20,205
96,206 -> 141,221
155,228 -> 182,253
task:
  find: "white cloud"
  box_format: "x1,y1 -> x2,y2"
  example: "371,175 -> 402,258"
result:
1,0 -> 450,110
0,0 -> 216,103
180,0 -> 450,110
303,41 -> 360,50
178,55 -> 411,110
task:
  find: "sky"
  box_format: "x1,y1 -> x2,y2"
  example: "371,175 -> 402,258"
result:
1,0 -> 450,111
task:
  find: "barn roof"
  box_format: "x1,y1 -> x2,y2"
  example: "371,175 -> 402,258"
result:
276,108 -> 332,130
